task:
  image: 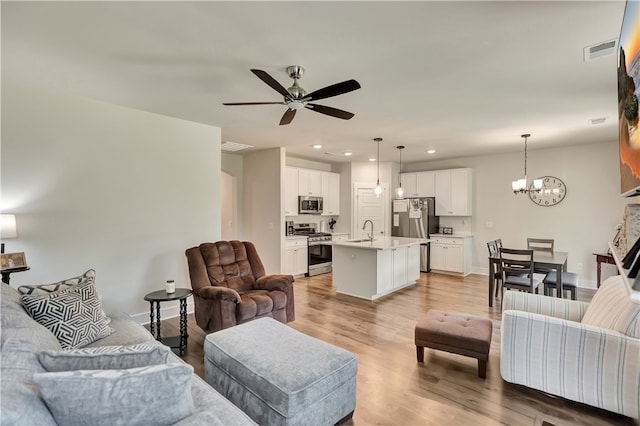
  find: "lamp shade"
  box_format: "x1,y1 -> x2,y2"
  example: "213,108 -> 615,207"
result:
1,215 -> 17,239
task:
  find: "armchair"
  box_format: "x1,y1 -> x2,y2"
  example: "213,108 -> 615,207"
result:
500,276 -> 640,419
185,241 -> 295,333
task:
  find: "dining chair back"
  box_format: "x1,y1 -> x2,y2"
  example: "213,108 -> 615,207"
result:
500,248 -> 539,295
527,238 -> 555,274
487,240 -> 499,257
487,240 -> 502,299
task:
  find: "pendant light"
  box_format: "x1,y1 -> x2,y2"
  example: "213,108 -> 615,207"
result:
512,133 -> 543,194
373,138 -> 383,197
395,145 -> 405,199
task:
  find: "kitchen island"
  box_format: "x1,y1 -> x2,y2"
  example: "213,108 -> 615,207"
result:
332,236 -> 427,300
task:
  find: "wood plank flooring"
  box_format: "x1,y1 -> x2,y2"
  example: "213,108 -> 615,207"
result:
158,272 -> 638,426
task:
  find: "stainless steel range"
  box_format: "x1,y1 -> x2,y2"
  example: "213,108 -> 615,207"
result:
293,224 -> 332,276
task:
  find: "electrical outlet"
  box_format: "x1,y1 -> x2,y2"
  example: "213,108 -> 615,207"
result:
576,263 -> 583,271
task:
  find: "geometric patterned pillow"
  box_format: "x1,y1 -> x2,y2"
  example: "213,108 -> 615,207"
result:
17,269 -> 96,295
38,344 -> 170,371
33,364 -> 195,426
21,279 -> 113,349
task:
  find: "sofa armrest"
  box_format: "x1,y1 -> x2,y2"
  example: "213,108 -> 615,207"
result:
196,286 -> 241,303
502,290 -> 588,322
501,309 -> 640,418
255,274 -> 294,292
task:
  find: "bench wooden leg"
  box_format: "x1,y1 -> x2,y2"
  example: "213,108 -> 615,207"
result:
477,359 -> 487,379
416,346 -> 424,363
335,410 -> 354,425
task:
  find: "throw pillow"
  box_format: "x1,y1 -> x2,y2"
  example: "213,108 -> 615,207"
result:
582,275 -> 640,338
33,364 -> 195,426
17,269 -> 96,295
39,344 -> 170,372
17,269 -> 110,323
21,279 -> 113,349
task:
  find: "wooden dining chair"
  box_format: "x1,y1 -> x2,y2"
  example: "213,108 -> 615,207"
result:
500,248 -> 540,295
487,240 -> 502,298
527,238 -> 555,274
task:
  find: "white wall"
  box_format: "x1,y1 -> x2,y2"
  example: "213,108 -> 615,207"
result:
222,152 -> 244,239
242,148 -> 284,274
2,84 -> 221,315
404,141 -> 630,287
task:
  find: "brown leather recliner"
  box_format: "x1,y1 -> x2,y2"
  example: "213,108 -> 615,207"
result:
185,241 -> 295,333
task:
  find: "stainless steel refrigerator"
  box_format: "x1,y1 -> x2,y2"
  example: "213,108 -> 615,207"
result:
391,197 -> 439,272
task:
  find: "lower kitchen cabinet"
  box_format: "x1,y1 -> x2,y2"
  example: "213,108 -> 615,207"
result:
429,235 -> 472,276
283,237 -> 308,277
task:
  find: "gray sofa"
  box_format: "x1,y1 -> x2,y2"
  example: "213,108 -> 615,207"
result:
0,283 -> 257,425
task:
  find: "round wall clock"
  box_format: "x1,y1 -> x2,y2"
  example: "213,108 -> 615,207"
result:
528,176 -> 567,206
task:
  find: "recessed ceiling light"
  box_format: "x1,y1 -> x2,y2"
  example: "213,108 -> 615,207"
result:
344,152 -> 353,156
369,156 -> 376,162
427,149 -> 436,154
312,144 -> 323,149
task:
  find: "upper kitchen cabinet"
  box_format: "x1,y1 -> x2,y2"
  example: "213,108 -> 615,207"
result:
321,172 -> 340,216
284,167 -> 299,216
435,168 -> 472,216
298,169 -> 323,196
400,171 -> 435,198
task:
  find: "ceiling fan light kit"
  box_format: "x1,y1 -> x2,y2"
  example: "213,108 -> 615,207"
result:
223,65 -> 361,125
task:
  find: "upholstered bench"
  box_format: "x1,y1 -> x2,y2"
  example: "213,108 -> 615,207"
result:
415,310 -> 492,378
204,317 -> 358,426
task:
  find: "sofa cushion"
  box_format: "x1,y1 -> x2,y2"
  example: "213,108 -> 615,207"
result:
39,343 -> 170,372
34,363 -> 195,426
582,275 -> 640,338
21,279 -> 113,349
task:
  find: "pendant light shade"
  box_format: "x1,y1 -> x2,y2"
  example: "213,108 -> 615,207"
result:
395,145 -> 405,199
374,138 -> 383,197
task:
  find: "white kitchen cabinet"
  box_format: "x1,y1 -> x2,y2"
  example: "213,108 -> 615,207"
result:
391,246 -> 408,288
400,171 -> 435,198
331,233 -> 350,241
283,237 -> 308,277
284,167 -> 299,216
321,172 -> 340,216
435,168 -> 472,216
429,235 -> 472,275
298,169 -> 323,197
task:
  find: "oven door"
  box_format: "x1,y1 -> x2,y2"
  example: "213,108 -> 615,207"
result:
307,241 -> 332,276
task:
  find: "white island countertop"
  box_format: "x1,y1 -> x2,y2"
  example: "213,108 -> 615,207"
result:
332,236 -> 428,250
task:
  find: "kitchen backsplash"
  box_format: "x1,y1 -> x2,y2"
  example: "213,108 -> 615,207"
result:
438,216 -> 472,235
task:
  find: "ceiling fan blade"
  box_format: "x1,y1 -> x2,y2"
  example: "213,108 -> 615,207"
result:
223,102 -> 285,106
251,69 -> 291,99
303,79 -> 361,101
305,104 -> 355,120
279,108 -> 296,125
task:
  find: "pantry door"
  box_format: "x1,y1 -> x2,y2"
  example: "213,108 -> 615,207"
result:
353,183 -> 388,239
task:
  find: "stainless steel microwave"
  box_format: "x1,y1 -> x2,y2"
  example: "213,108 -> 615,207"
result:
299,196 -> 323,214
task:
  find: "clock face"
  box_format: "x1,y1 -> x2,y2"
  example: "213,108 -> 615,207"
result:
528,176 -> 567,206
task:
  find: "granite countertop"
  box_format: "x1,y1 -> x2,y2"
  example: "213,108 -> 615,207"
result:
332,236 -> 428,250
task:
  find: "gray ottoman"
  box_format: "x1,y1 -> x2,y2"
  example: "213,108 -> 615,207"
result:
204,317 -> 357,426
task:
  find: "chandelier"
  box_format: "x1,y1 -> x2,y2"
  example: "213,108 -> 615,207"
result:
512,133 -> 543,194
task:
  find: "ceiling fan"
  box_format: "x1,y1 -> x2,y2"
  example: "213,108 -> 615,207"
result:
223,66 -> 361,125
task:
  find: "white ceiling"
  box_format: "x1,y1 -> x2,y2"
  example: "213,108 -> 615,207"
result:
1,1 -> 627,164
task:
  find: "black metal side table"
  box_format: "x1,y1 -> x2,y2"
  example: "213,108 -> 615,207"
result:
144,288 -> 192,355
1,266 -> 30,285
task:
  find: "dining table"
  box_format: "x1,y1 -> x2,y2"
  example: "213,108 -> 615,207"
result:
488,250 -> 568,307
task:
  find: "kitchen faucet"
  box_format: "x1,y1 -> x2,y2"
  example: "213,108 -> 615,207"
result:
362,220 -> 374,241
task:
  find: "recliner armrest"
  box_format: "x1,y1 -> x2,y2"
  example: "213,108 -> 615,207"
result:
196,286 -> 241,303
255,274 -> 294,292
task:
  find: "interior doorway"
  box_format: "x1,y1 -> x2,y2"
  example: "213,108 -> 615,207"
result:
353,183 -> 389,240
221,171 -> 237,240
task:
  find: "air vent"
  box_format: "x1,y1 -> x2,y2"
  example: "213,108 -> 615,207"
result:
583,39 -> 617,61
589,117 -> 607,125
221,141 -> 253,152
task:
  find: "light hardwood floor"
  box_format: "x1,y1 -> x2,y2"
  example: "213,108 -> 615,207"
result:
160,272 -> 638,426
